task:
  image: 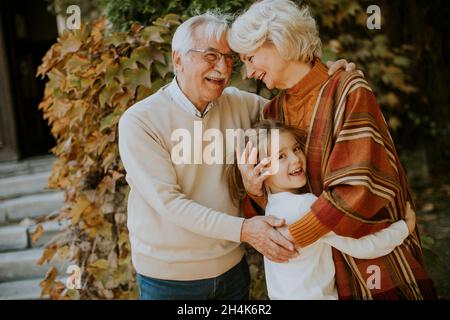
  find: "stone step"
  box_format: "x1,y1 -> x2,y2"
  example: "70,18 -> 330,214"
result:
0,224 -> 28,252
0,220 -> 69,252
0,171 -> 53,200
0,191 -> 65,224
0,276 -> 69,300
0,248 -> 69,282
0,155 -> 56,179
28,220 -> 70,248
0,278 -> 43,300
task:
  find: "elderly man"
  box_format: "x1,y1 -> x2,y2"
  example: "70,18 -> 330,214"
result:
118,12 -> 352,300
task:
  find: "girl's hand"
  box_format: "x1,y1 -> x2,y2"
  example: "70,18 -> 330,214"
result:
405,201 -> 416,234
236,141 -> 271,197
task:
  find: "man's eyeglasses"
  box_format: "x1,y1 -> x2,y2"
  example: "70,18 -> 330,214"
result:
188,48 -> 239,67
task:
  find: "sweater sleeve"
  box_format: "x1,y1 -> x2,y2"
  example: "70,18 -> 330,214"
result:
289,83 -> 404,247
118,112 -> 244,243
321,220 -> 409,259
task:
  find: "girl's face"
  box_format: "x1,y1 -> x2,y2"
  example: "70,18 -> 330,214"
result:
265,131 -> 307,194
240,42 -> 288,90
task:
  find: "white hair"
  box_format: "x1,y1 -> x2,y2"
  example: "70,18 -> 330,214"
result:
172,11 -> 230,56
227,0 -> 321,63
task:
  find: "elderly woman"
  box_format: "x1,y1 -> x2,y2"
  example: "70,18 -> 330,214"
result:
228,0 -> 436,299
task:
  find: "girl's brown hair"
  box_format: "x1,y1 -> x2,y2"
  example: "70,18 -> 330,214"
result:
225,119 -> 308,208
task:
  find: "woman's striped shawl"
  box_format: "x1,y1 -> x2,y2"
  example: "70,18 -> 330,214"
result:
259,70 -> 436,299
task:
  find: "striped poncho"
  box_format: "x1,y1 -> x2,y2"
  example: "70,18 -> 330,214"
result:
246,64 -> 436,299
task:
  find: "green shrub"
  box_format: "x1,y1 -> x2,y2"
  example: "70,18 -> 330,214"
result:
99,0 -> 248,31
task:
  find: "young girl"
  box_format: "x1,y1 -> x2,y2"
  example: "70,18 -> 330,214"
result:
227,120 -> 416,300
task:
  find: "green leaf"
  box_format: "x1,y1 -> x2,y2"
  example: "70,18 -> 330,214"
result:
130,46 -> 153,70
65,54 -> 91,73
123,68 -> 151,94
89,259 -> 110,270
104,32 -> 128,47
105,61 -> 122,84
99,79 -> 122,107
141,26 -> 166,43
154,61 -> 171,79
100,110 -> 122,132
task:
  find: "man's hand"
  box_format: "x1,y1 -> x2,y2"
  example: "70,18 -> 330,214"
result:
276,225 -> 294,243
326,59 -> 361,76
275,225 -> 301,252
240,216 -> 298,262
236,141 -> 270,197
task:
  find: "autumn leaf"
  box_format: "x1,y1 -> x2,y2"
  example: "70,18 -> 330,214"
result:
154,61 -> 171,79
123,67 -> 152,94
141,26 -> 166,43
100,109 -> 123,132
105,60 -> 123,84
89,259 -> 110,270
60,34 -> 82,57
31,224 -> 44,244
104,32 -> 128,47
131,46 -> 154,70
65,54 -> 91,74
99,81 -> 120,107
38,243 -> 58,265
40,266 -> 59,297
70,195 -> 91,225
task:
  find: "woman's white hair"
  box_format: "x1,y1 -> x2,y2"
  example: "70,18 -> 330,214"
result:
227,0 -> 321,63
172,11 -> 230,56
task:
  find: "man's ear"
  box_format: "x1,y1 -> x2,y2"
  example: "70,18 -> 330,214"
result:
172,51 -> 183,74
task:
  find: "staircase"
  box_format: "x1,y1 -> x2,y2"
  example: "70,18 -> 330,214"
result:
0,156 -> 69,299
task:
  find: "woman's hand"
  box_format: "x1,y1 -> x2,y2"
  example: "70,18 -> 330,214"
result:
326,59 -> 361,76
236,141 -> 270,197
405,201 -> 417,234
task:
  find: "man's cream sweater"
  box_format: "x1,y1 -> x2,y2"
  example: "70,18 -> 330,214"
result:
118,81 -> 266,280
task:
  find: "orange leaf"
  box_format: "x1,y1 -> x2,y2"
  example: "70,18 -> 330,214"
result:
38,243 -> 58,265
71,195 -> 91,225
31,224 -> 44,244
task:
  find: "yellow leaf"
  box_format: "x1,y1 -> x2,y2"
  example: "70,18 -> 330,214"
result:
58,245 -> 70,259
38,243 -> 58,265
31,224 -> 44,244
60,34 -> 82,57
71,195 -> 91,225
40,266 -> 59,297
89,259 -> 109,270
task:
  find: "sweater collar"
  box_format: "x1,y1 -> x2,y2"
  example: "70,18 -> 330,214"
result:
286,58 -> 329,98
165,77 -> 214,118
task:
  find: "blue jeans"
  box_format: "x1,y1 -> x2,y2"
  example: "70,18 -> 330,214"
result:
137,257 -> 250,300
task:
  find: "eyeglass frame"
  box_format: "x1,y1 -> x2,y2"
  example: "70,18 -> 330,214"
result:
188,48 -> 239,67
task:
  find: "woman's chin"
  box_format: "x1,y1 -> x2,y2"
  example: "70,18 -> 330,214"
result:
263,79 -> 274,90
